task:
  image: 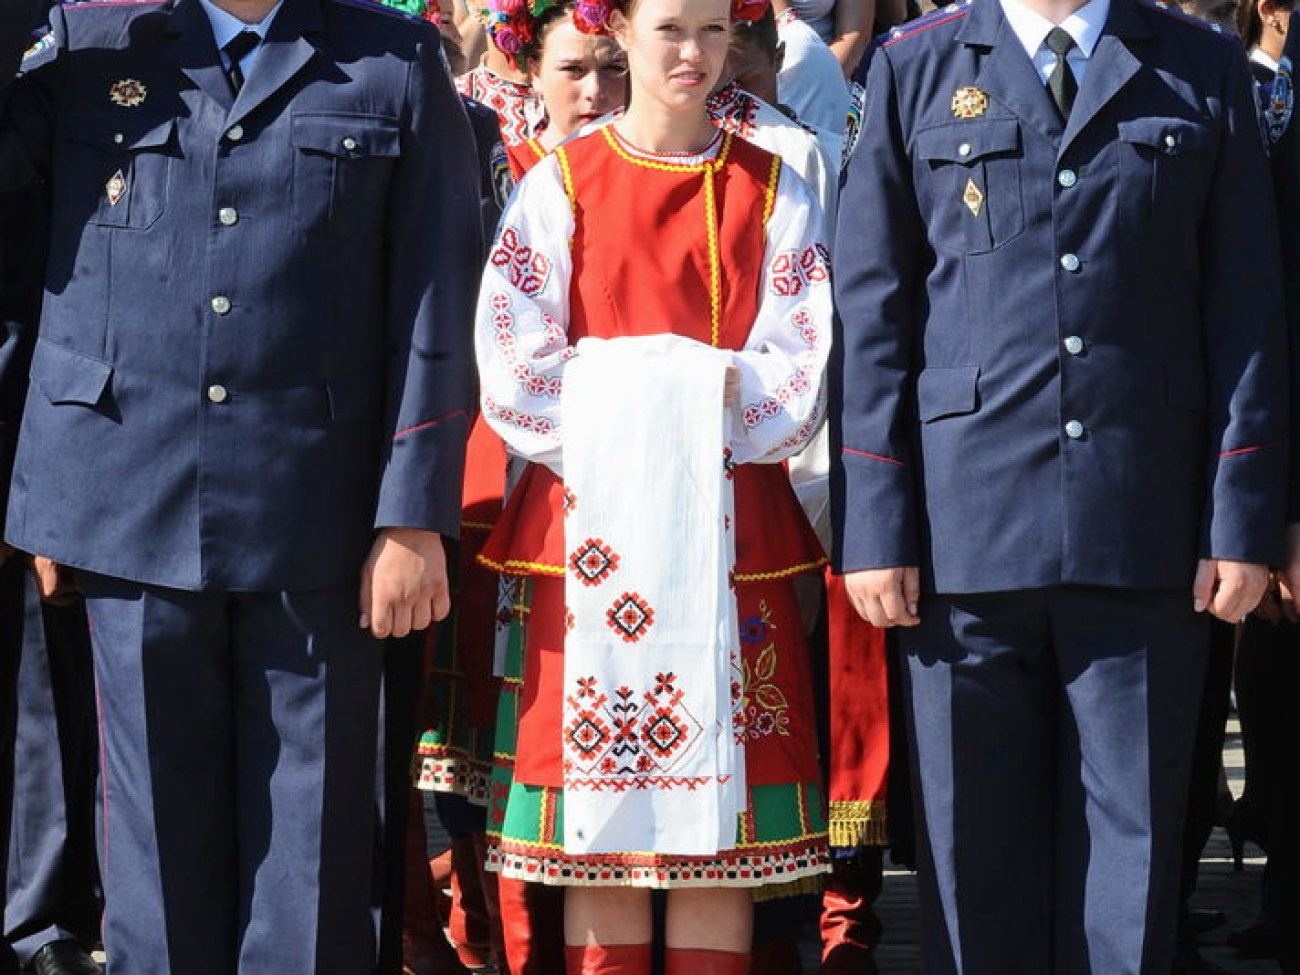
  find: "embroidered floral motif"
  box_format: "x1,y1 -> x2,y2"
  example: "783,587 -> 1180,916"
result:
605,592 -> 655,643
569,538 -> 621,587
492,227 -> 553,297
740,601 -> 791,740
706,81 -> 761,138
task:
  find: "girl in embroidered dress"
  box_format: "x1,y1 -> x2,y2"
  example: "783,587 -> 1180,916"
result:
474,0 -> 833,972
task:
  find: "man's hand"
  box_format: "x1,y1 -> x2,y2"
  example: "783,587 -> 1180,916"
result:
843,566 -> 921,628
1192,558 -> 1271,623
359,528 -> 451,639
32,555 -> 81,607
1277,523 -> 1300,614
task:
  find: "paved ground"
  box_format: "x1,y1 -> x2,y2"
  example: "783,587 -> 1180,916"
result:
797,715 -> 1277,974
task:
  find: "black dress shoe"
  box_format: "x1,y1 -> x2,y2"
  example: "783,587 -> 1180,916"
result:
27,942 -> 100,975
1189,909 -> 1228,936
1227,919 -> 1279,958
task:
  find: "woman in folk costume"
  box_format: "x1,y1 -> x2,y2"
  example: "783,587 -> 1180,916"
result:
474,0 -> 834,971
482,0 -> 629,177
417,6 -> 631,972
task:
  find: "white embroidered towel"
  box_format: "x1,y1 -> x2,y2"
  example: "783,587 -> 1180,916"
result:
559,334 -> 745,856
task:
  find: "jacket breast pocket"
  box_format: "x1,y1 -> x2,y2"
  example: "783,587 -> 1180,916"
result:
916,119 -> 1024,254
59,108 -> 175,231
291,113 -> 401,237
1115,117 -> 1212,240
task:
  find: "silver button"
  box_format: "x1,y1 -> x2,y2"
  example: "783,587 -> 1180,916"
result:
226,125 -> 244,142
113,132 -> 124,145
1164,133 -> 1176,148
957,142 -> 972,157
342,136 -> 358,151
210,295 -> 231,315
1060,253 -> 1081,272
1057,169 -> 1077,188
1065,420 -> 1085,439
1063,336 -> 1084,355
207,384 -> 229,404
218,207 -> 238,226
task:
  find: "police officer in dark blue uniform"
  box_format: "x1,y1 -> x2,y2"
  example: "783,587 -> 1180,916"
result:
831,0 -> 1288,968
0,0 -> 481,969
0,173 -> 102,975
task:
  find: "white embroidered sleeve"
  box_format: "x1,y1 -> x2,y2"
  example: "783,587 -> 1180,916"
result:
474,155 -> 575,471
729,164 -> 833,465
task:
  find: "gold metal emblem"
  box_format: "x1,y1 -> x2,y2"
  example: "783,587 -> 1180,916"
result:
951,86 -> 989,119
109,79 -> 147,107
963,177 -> 984,217
105,170 -> 127,207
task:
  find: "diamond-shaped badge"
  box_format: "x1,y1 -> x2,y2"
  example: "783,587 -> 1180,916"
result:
105,170 -> 127,207
963,177 -> 984,217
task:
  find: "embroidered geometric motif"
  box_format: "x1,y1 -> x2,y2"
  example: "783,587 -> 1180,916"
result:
562,674 -> 704,783
767,245 -> 828,297
491,227 -> 552,297
706,81 -> 760,138
605,592 -> 655,643
569,538 -> 621,587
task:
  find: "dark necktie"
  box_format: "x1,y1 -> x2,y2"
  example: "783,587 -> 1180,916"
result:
1045,27 -> 1078,121
223,30 -> 261,95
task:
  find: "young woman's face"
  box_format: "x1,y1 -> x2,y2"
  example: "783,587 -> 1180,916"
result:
532,14 -> 628,139
612,0 -> 733,113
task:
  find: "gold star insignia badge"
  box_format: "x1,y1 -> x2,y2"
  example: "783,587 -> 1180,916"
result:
951,86 -> 989,119
963,177 -> 984,217
109,79 -> 147,107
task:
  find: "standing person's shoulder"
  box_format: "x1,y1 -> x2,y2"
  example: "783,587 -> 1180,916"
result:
322,0 -> 443,54
1125,0 -> 1249,67
46,0 -> 169,50
875,0 -> 975,60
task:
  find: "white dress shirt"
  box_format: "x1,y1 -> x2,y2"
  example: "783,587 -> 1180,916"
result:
999,0 -> 1111,86
199,0 -> 284,76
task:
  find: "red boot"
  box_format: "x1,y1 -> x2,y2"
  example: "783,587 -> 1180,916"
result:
819,851 -> 882,975
449,834 -> 496,970
499,875 -> 567,975
564,944 -> 653,975
664,947 -> 751,975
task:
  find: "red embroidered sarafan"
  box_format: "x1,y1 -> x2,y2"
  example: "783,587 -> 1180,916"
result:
480,130 -> 827,584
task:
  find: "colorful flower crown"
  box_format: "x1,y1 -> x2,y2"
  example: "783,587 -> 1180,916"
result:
483,0 -> 770,62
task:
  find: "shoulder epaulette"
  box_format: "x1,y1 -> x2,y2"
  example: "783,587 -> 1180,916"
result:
1132,0 -> 1234,36
332,0 -> 425,23
882,0 -> 973,48
60,0 -> 167,11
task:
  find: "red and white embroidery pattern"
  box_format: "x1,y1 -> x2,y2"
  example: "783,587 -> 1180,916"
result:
606,592 -> 655,643
569,538 -> 621,587
768,244 -> 831,297
491,227 -> 553,298
741,306 -> 825,431
456,68 -> 540,147
707,81 -> 761,139
563,674 -> 706,789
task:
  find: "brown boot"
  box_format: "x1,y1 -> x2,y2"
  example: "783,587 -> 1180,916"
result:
564,944 -> 653,975
750,935 -> 802,975
664,947 -> 751,975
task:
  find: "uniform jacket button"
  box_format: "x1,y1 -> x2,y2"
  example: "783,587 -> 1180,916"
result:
1057,169 -> 1077,188
218,207 -> 238,226
1060,253 -> 1081,272
1064,336 -> 1084,355
207,384 -> 229,404
1065,420 -> 1085,439
210,295 -> 232,315
227,125 -> 244,142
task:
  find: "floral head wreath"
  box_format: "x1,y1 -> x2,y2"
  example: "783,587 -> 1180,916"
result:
483,0 -> 770,64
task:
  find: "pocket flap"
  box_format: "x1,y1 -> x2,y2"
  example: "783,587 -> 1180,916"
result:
64,107 -> 176,151
291,113 -> 401,158
917,365 -> 980,422
31,341 -> 113,406
1117,117 -> 1211,154
915,119 -> 1020,163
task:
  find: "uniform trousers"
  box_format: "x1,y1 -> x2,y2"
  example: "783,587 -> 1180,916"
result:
899,586 -> 1208,975
2,561 -> 100,967
79,573 -> 384,975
